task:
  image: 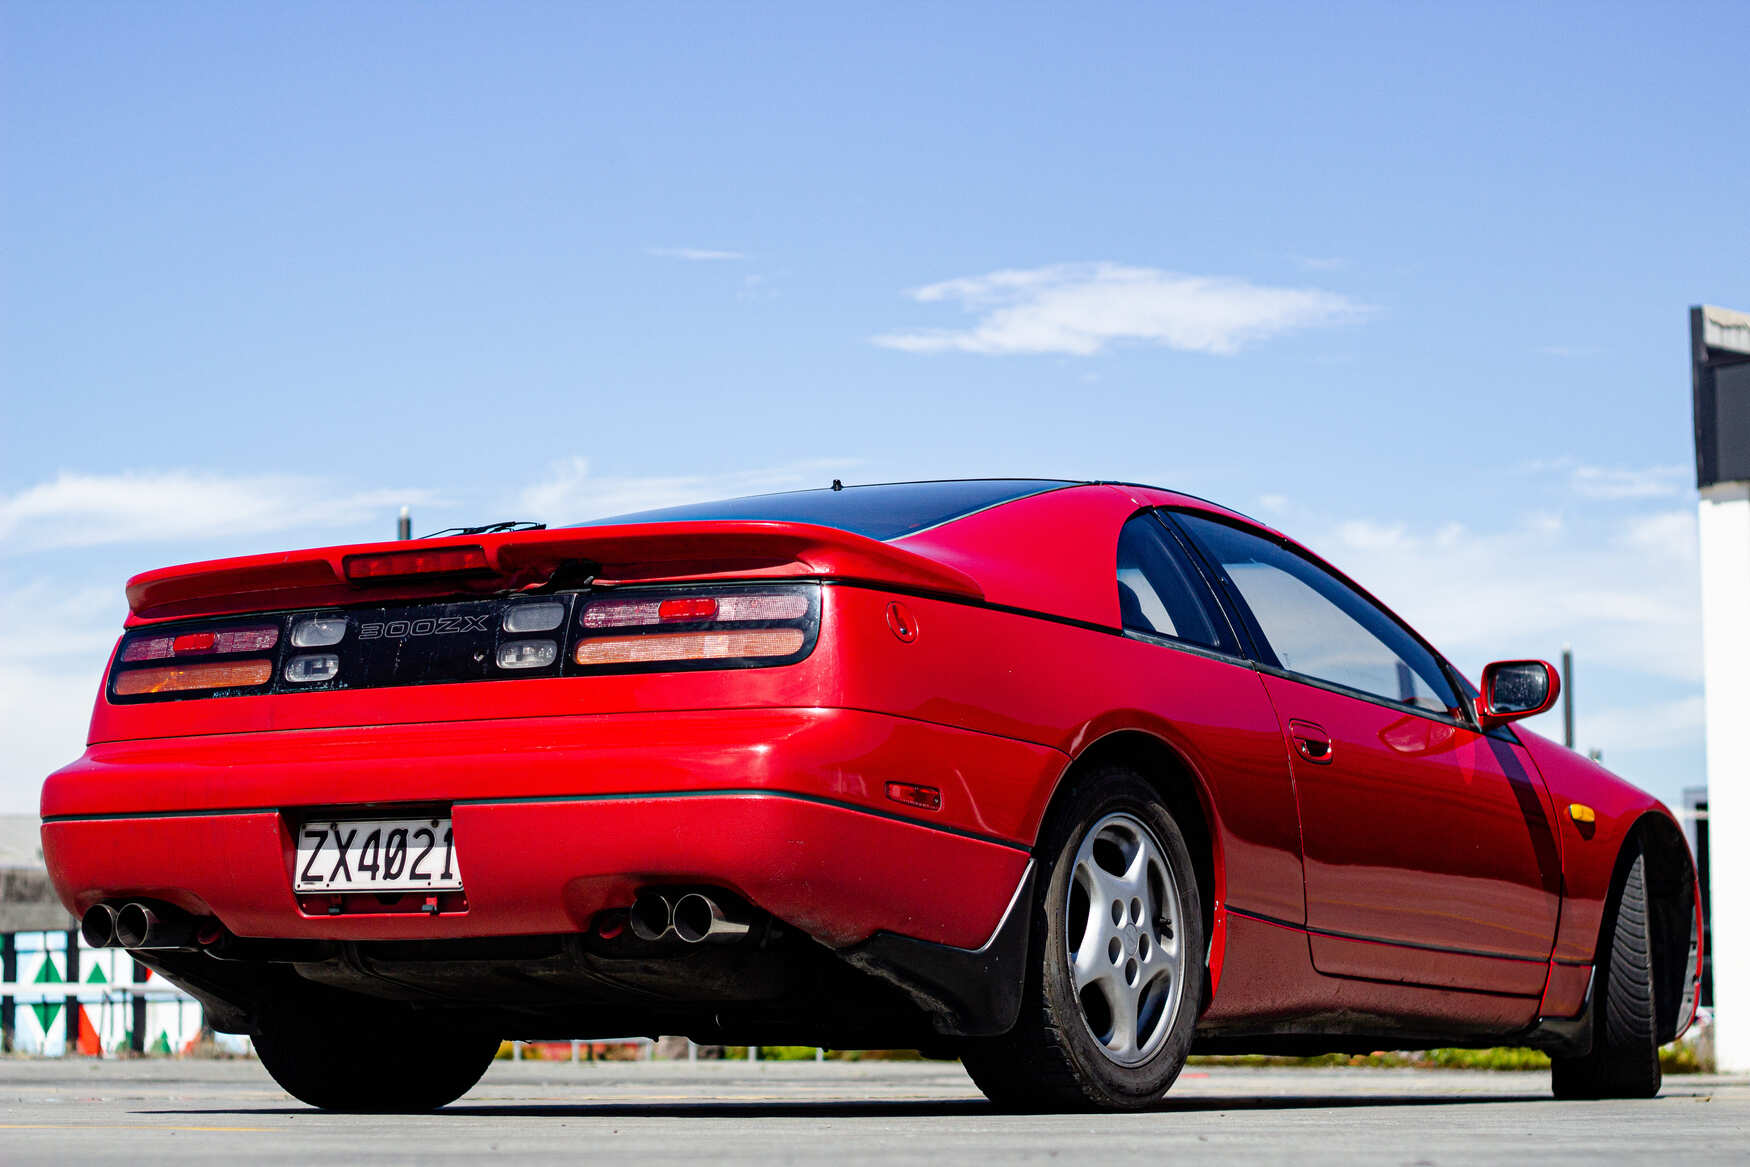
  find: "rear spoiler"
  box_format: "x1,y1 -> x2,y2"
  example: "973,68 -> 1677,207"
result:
123,521 -> 984,624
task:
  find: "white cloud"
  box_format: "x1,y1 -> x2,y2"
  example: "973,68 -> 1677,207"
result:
0,470 -> 437,551
648,247 -> 748,261
1306,507 -> 1701,685
873,262 -> 1367,356
0,579 -> 124,811
512,457 -> 857,524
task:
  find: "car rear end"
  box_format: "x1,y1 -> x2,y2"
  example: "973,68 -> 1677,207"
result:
41,485 -> 1069,1051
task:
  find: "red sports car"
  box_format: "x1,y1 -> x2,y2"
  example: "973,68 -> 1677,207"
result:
41,479 -> 1701,1110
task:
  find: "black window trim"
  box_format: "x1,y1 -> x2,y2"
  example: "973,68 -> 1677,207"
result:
1115,510 -> 1246,659
1159,507 -> 1490,733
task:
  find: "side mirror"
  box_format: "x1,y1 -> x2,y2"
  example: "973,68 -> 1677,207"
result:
1477,660 -> 1560,729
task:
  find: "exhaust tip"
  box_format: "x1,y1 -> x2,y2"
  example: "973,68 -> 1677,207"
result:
673,892 -> 751,944
114,902 -> 153,949
80,904 -> 120,949
628,893 -> 674,942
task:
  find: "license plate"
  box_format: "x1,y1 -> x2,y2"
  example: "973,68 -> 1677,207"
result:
294,816 -> 463,893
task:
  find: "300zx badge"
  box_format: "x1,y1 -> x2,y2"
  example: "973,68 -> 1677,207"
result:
359,615 -> 492,640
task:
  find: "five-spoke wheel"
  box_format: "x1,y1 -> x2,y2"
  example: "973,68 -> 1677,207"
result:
960,765 -> 1203,1110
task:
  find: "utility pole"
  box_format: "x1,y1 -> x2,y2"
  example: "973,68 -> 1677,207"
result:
397,506 -> 412,541
1561,645 -> 1575,750
1692,304 -> 1750,1072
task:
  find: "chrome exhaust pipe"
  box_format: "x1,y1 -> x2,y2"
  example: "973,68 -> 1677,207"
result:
114,902 -> 196,950
80,903 -> 120,949
629,892 -> 676,942
672,892 -> 751,944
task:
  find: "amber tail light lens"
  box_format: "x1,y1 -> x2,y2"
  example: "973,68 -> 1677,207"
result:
113,659 -> 275,696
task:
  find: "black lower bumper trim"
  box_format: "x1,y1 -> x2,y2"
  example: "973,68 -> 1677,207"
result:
839,862 -> 1034,1038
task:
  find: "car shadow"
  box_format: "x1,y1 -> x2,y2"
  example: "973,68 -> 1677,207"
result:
142,1091 -> 1553,1119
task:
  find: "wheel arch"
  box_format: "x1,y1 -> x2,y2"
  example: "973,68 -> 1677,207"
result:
1610,812 -> 1700,1045
1049,728 -> 1224,997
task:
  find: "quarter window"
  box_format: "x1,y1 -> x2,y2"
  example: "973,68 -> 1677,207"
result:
1115,516 -> 1232,652
1174,513 -> 1459,714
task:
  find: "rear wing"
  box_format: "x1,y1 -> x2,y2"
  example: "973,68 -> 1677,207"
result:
124,521 -> 983,625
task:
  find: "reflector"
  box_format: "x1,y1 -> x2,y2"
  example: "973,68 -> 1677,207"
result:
291,616 -> 348,647
502,601 -> 566,634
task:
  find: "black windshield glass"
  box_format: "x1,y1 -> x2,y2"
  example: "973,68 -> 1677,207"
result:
572,479 -> 1070,541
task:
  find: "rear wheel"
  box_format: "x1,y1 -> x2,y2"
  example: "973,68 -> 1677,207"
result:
961,766 -> 1203,1110
253,998 -> 499,1112
1551,848 -> 1662,1100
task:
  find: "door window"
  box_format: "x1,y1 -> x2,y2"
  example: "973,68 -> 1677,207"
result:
1174,513 -> 1459,714
1115,515 -> 1234,652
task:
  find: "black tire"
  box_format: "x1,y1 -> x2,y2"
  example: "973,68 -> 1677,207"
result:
1551,848 -> 1662,1100
253,997 -> 500,1112
961,766 -> 1203,1111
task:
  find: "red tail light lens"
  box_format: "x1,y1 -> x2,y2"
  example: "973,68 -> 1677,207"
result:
344,546 -> 490,582
122,624 -> 279,662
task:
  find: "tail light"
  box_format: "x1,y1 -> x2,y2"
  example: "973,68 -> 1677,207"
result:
112,619 -> 280,699
573,584 -> 818,672
107,582 -> 820,702
343,546 -> 489,582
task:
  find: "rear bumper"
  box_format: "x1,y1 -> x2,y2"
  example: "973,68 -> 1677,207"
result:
41,707 -> 1050,950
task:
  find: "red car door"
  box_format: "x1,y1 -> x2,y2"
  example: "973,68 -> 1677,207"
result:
1173,512 -> 1562,997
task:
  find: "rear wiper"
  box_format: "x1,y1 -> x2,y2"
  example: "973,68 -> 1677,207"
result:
420,521 -> 549,538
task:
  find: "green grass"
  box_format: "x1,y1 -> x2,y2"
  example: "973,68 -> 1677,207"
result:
1188,1044 -> 1710,1073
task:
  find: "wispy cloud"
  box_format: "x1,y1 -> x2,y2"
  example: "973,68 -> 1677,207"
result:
648,247 -> 748,261
1522,458 -> 1690,500
0,470 -> 437,551
873,262 -> 1367,356
512,457 -> 857,523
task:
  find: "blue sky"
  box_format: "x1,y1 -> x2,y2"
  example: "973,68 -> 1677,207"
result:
2,2 -> 1745,812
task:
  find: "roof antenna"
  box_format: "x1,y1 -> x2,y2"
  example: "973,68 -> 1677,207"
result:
831,479 -> 843,492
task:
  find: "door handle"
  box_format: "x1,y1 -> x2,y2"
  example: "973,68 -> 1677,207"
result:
1289,719 -> 1334,765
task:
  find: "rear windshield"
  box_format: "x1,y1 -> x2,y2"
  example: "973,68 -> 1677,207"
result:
572,479 -> 1070,541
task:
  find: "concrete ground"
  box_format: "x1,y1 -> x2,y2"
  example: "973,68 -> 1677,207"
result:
0,1057 -> 1745,1164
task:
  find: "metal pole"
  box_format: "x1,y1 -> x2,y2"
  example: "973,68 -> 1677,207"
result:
397,506 -> 412,541
64,928 -> 80,1052
1561,645 -> 1574,749
131,958 -> 147,1055
1,933 -> 15,1052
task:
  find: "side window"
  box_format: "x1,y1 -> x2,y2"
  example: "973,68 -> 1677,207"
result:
1115,515 -> 1233,653
1174,513 -> 1459,714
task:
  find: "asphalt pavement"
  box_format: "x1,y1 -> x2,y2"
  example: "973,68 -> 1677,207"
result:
1,1057 -> 1744,1164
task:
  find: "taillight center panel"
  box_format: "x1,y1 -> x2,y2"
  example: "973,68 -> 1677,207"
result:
106,582 -> 822,703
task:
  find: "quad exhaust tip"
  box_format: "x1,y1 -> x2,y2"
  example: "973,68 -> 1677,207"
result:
82,901 -> 200,950
627,890 -> 752,944
672,892 -> 751,944
80,903 -> 120,949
